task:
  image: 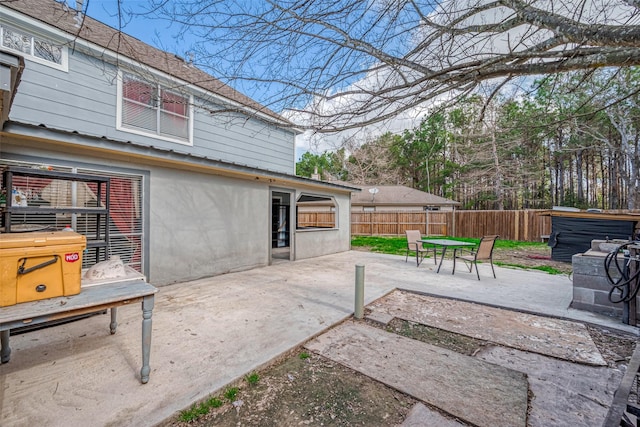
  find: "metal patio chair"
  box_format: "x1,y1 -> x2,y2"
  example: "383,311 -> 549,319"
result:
405,230 -> 431,267
452,235 -> 499,280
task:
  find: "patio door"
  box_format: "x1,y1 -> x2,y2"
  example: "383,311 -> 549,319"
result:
271,190 -> 292,262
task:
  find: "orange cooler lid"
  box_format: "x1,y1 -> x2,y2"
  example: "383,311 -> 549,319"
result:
0,231 -> 87,249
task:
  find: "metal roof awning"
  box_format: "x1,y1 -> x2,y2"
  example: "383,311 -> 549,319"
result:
2,121 -> 361,195
0,51 -> 24,128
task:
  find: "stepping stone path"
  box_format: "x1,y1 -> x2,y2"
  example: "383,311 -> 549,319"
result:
477,346 -> 622,427
305,321 -> 528,427
306,290 -> 624,426
367,290 -> 607,365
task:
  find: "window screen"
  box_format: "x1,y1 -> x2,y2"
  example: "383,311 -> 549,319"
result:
1,160 -> 144,273
77,167 -> 144,273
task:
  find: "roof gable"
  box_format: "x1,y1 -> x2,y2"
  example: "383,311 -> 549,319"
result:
349,184 -> 459,206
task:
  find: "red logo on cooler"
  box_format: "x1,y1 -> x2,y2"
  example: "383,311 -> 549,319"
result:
65,253 -> 80,262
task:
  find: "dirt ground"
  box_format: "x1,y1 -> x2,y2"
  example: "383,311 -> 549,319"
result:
491,245 -> 573,275
165,248 -> 631,427
167,319 -> 635,427
171,346 -> 417,426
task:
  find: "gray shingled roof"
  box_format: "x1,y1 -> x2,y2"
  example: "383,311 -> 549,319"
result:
349,184 -> 460,206
2,0 -> 289,124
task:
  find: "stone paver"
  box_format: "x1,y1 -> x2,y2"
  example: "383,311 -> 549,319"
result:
400,403 -> 467,427
305,321 -> 528,427
368,290 -> 607,365
477,346 -> 623,427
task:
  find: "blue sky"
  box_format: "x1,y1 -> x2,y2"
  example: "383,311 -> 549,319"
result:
81,1 -> 416,110
83,1 -> 182,53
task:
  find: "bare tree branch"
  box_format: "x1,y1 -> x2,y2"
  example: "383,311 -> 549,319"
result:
150,0 -> 640,132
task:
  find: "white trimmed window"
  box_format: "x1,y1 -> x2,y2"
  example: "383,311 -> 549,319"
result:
118,72 -> 193,145
0,24 -> 67,71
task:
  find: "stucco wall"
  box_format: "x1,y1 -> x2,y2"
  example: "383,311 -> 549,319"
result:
149,167 -> 268,284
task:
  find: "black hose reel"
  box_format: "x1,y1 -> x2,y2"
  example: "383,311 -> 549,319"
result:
604,242 -> 640,325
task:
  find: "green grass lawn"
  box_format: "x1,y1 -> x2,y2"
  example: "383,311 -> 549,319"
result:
351,235 -> 562,274
351,235 -> 547,255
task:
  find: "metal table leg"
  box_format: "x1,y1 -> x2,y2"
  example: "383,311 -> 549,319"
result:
437,247 -> 448,273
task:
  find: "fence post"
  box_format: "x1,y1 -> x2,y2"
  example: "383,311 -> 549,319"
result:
452,208 -> 456,237
355,264 -> 365,319
425,210 -> 429,236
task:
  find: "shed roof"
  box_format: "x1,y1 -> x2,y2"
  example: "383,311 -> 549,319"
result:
2,0 -> 289,125
539,210 -> 640,222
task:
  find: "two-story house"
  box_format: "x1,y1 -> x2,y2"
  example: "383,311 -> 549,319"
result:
0,0 -> 357,285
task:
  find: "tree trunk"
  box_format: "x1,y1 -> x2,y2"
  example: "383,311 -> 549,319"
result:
491,130 -> 504,210
576,150 -> 584,206
610,152 -> 620,209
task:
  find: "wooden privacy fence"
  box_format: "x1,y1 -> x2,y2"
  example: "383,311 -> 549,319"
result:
297,212 -> 336,228
299,209 -> 551,242
352,211 -> 450,237
453,210 -> 551,241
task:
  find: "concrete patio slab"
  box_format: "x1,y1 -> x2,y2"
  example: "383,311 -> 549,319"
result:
305,320 -> 529,427
0,251 -> 637,426
367,290 -> 607,365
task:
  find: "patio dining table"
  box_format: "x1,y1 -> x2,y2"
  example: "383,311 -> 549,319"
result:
419,239 -> 476,273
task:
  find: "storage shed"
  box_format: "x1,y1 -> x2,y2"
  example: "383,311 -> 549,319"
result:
543,210 -> 640,262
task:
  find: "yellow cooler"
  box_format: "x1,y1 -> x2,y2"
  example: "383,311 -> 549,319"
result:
0,231 -> 87,306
